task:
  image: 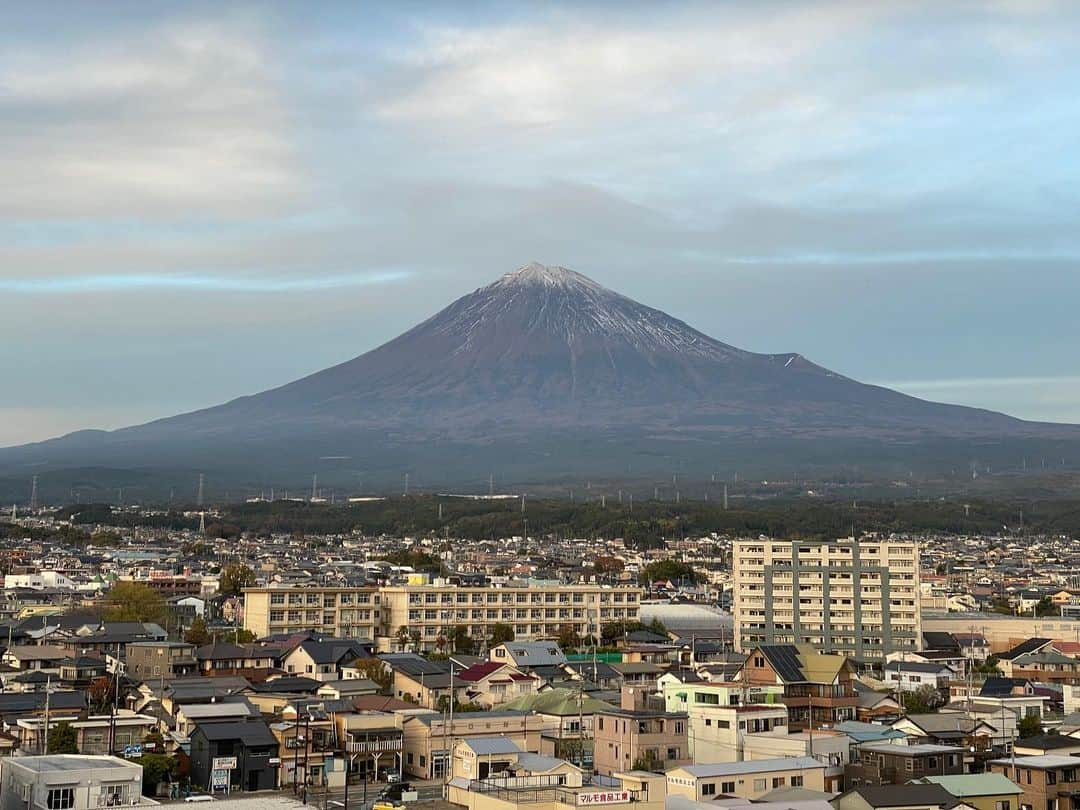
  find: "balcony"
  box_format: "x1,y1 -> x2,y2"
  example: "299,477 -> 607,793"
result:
346,737 -> 403,754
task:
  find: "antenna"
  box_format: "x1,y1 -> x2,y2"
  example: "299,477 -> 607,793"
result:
30,475 -> 38,511
312,474 -> 318,500
197,473 -> 205,507
521,495 -> 526,514
404,473 -> 410,496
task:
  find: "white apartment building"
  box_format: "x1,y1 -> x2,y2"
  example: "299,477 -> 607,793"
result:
732,538 -> 921,660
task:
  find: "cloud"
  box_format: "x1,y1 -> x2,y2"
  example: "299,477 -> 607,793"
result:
0,16 -> 300,219
0,270 -> 410,295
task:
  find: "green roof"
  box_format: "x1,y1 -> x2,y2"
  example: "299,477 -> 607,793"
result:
501,688 -> 613,716
918,774 -> 1024,797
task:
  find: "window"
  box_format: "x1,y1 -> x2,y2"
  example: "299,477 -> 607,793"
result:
704,719 -> 712,727
772,777 -> 786,788
99,785 -> 129,807
753,779 -> 766,793
702,784 -> 716,796
721,782 -> 735,794
48,789 -> 75,810
996,803 -> 1009,810
791,776 -> 803,787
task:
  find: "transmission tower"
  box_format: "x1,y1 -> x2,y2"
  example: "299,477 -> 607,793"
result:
29,475 -> 38,511
197,473 -> 205,507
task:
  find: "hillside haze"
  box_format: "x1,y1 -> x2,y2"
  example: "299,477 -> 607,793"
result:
3,263 -> 1078,498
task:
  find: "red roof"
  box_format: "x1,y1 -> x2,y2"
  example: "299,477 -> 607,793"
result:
456,661 -> 509,682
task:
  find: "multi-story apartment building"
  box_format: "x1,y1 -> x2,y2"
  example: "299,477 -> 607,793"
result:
592,707 -> 690,777
732,538 -> 920,660
243,583 -> 642,649
243,586 -> 383,640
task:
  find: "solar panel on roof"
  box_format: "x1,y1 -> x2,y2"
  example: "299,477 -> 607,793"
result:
762,645 -> 805,682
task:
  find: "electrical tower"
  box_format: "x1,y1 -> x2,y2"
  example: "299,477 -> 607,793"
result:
30,475 -> 38,511
197,473 -> 205,507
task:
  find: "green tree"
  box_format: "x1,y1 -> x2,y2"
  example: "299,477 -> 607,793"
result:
219,563 -> 256,595
489,622 -> 515,646
102,582 -> 171,625
143,728 -> 166,754
900,684 -> 945,714
395,625 -> 411,651
184,616 -> 210,646
47,721 -> 78,754
639,560 -> 704,585
1019,713 -> 1043,739
351,658 -> 392,692
450,625 -> 474,654
1035,597 -> 1058,617
135,753 -> 175,795
557,624 -> 580,651
234,628 -> 256,643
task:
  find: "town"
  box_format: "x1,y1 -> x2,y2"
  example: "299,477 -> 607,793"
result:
2,501 -> 1080,810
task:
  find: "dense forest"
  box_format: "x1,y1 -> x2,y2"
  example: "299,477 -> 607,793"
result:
201,494 -> 1077,547
6,489 -> 1079,549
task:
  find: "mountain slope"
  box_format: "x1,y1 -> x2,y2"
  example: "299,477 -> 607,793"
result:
2,262 -> 1077,495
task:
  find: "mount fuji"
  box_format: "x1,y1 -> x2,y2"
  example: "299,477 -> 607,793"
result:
2,263 -> 1077,497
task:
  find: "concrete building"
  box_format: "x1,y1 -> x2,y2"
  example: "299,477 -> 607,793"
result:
666,757 -> 826,801
0,755 -> 149,810
846,742 -> 965,787
592,707 -> 689,777
732,539 -> 920,660
125,640 -> 198,681
988,755 -> 1080,810
244,583 -> 642,649
686,703 -> 788,764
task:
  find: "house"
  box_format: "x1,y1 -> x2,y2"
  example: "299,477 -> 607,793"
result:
1,646 -> 68,674
336,709 -> 405,783
913,773 -> 1024,810
845,742 -> 965,787
56,656 -> 108,687
13,712 -> 157,757
125,641 -> 198,682
988,755 -> 1080,810
744,729 -> 849,793
592,707 -> 689,776
381,653 -> 453,709
188,720 -> 280,793
738,645 -> 858,730
883,660 -> 956,693
1001,651 -> 1080,685
610,662 -> 663,691
272,704 -> 341,791
401,710 -> 543,780
687,703 -> 788,764
282,639 -> 369,683
0,754 -> 151,810
500,688 -> 612,768
1013,734 -> 1080,757
666,757 -> 827,801
455,661 -> 541,709
0,691 -> 85,727
832,783 -> 965,810
174,701 -> 260,736
490,641 -> 568,671
195,642 -> 276,682
853,683 -> 902,723
451,736 -> 583,784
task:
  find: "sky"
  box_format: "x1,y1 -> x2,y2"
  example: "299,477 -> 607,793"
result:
3,0 -> 1080,446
